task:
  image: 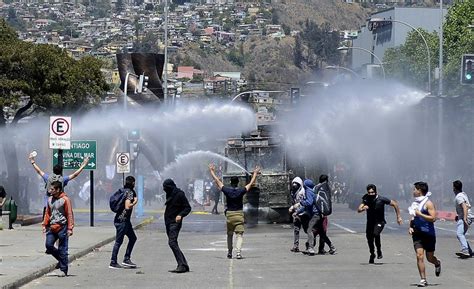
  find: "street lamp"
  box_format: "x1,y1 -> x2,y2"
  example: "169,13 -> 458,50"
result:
337,46 -> 386,80
369,17 -> 431,93
325,65 -> 361,79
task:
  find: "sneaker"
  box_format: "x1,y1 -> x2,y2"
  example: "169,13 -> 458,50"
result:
122,259 -> 137,268
227,251 -> 232,259
55,262 -> 60,269
435,260 -> 441,277
417,279 -> 428,287
329,245 -> 337,255
369,254 -> 375,264
109,262 -> 122,269
377,250 -> 383,259
236,252 -> 243,259
290,246 -> 300,253
307,248 -> 315,256
317,250 -> 327,255
456,250 -> 471,259
57,271 -> 67,277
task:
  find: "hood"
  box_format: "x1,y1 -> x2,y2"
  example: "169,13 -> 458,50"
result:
291,177 -> 306,202
163,179 -> 177,195
303,179 -> 315,190
291,177 -> 304,187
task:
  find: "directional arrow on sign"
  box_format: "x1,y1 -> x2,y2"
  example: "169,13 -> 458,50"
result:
89,162 -> 96,168
54,153 -> 58,158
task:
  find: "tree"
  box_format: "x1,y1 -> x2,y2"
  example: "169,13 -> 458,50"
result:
294,34 -> 303,68
383,29 -> 438,91
383,0 -> 473,95
0,20 -> 108,212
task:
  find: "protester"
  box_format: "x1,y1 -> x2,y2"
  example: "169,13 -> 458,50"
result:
452,180 -> 473,258
358,184 -> 403,264
211,182 -> 220,215
304,178 -> 335,255
0,185 -> 6,216
288,177 -> 308,252
42,181 -> 74,277
408,181 -> 441,287
29,153 -> 89,217
163,179 -> 191,273
109,176 -> 138,269
209,164 -> 260,259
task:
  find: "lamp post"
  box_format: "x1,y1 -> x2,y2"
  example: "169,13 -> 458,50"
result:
325,65 -> 361,79
369,18 -> 431,93
337,46 -> 386,80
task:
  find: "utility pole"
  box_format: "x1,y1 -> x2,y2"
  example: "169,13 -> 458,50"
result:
163,0 -> 169,165
438,0 -> 443,96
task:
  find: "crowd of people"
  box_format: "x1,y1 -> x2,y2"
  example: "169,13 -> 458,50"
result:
4,151 -> 468,287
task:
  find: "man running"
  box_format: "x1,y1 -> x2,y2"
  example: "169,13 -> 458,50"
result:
358,184 -> 402,264
408,181 -> 441,287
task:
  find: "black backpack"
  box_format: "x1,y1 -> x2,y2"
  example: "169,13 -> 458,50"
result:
314,183 -> 332,216
109,189 -> 127,213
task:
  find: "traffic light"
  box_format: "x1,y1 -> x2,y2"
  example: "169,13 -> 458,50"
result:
290,87 -> 300,104
137,74 -> 149,93
128,129 -> 140,141
460,54 -> 474,85
130,142 -> 139,160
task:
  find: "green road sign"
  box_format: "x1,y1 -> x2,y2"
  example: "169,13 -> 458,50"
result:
53,140 -> 97,170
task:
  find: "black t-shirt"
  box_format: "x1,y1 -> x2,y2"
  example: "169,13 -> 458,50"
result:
362,194 -> 391,224
221,186 -> 247,211
114,189 -> 136,223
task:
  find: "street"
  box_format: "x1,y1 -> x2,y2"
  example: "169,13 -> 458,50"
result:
21,204 -> 474,289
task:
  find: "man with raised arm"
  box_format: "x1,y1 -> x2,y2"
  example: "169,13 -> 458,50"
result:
209,164 -> 260,259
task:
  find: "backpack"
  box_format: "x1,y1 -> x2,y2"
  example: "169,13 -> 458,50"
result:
109,189 -> 127,213
45,174 -> 64,194
314,183 -> 332,216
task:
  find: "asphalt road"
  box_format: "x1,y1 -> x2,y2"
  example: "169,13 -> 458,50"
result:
22,204 -> 474,289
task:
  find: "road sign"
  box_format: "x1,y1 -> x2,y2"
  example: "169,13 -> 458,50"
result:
49,116 -> 72,149
53,140 -> 97,170
116,152 -> 130,174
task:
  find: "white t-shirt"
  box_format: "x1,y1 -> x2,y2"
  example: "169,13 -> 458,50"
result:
455,192 -> 474,219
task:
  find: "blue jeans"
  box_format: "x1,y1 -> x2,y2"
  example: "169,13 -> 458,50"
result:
111,221 -> 137,263
45,225 -> 69,273
456,219 -> 472,254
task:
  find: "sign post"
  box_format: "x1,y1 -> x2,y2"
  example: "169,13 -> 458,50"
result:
53,140 -> 97,226
49,116 -> 71,150
116,152 -> 130,186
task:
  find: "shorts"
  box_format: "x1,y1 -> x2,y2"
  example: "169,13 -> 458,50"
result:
412,232 -> 436,252
226,210 -> 244,234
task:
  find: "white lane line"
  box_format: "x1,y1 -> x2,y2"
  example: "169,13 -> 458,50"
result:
332,222 -> 357,234
228,257 -> 234,289
435,226 -> 457,233
385,225 -> 399,230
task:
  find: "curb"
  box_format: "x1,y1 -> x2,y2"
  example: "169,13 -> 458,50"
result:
1,216 -> 154,289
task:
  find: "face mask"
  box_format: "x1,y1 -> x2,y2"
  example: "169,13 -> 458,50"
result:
366,194 -> 377,202
291,183 -> 300,193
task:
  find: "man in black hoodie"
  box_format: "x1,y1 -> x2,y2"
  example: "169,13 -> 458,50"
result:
163,179 -> 192,273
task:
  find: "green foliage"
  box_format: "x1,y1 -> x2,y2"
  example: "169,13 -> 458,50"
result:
190,74 -> 203,83
0,21 -> 108,122
383,29 -> 438,91
383,0 -> 474,95
301,20 -> 341,68
294,34 -> 303,68
227,45 -> 246,67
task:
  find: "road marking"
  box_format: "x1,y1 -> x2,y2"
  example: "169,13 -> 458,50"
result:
332,222 -> 357,233
228,258 -> 234,289
435,226 -> 457,233
385,225 -> 398,230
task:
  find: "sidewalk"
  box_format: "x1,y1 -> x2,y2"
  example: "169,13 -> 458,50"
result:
0,214 -> 153,289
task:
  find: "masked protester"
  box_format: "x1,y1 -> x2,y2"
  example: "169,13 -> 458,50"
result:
358,184 -> 402,264
163,179 -> 191,273
288,177 -> 308,252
